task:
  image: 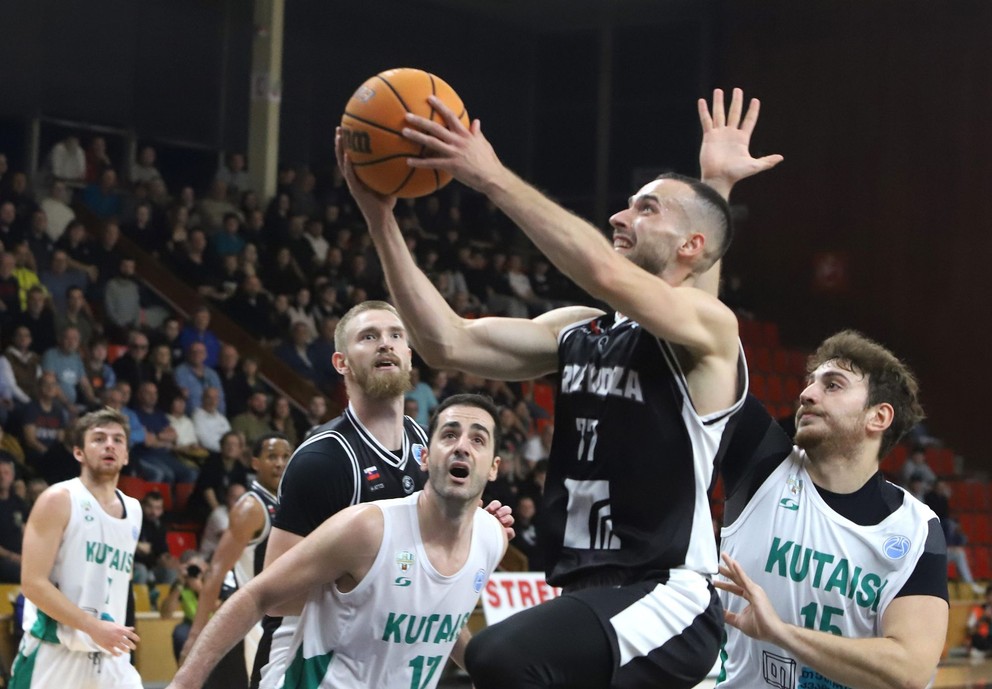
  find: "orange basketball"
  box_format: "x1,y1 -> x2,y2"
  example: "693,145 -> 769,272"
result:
341,68 -> 469,198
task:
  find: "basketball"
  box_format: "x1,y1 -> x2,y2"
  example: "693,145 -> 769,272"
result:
341,68 -> 469,198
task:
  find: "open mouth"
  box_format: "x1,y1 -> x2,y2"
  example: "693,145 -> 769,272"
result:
449,463 -> 470,480
374,358 -> 399,370
613,234 -> 633,250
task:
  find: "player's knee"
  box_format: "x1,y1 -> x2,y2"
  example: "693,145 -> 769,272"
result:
466,624 -> 521,686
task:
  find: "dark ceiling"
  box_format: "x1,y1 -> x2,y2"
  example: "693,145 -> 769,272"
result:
418,0 -> 701,32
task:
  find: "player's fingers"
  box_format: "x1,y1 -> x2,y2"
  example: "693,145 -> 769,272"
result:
723,610 -> 742,629
403,115 -> 458,148
740,98 -> 760,134
727,88 -> 744,128
697,98 -> 713,131
711,89 -> 726,127
427,95 -> 470,133
756,154 -> 785,170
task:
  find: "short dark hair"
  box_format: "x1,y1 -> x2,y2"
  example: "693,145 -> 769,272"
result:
143,490 -> 164,504
807,330 -> 924,459
252,432 -> 290,457
426,393 -> 501,452
655,172 -> 733,271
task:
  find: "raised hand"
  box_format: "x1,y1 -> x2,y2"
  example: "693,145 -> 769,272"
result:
402,97 -> 508,195
334,127 -> 397,225
698,88 -> 784,198
714,552 -> 785,644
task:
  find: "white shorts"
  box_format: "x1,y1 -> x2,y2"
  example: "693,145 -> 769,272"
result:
10,635 -> 142,689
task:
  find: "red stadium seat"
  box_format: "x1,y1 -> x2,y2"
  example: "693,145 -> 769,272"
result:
174,482 -> 196,514
739,319 -> 761,347
117,476 -> 147,501
166,531 -> 199,559
772,349 -> 790,374
748,347 -> 771,374
925,447 -> 955,477
749,374 -> 766,400
760,321 -> 780,347
765,375 -> 784,404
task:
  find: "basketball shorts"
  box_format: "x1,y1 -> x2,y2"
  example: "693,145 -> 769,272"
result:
10,635 -> 142,689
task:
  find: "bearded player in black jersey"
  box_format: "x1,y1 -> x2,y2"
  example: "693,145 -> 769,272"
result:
337,89 -> 781,689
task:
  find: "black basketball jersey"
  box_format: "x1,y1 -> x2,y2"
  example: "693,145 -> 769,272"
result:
246,480 -> 278,578
273,405 -> 429,537
543,313 -> 746,588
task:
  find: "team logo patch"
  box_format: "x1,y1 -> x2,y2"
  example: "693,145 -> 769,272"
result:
786,474 -> 804,495
411,444 -> 426,463
596,336 -> 609,352
473,569 -> 487,593
363,466 -> 381,482
882,535 -> 911,559
778,498 -> 799,511
396,550 -> 415,572
402,475 -> 416,494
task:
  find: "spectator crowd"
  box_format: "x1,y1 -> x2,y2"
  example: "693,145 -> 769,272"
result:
0,134 -> 579,584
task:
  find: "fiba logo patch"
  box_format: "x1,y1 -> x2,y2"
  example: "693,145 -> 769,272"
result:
412,444 -> 426,463
882,535 -> 911,559
402,475 -> 416,494
473,569 -> 486,593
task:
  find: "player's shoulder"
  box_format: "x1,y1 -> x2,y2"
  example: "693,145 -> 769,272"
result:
28,482 -> 73,526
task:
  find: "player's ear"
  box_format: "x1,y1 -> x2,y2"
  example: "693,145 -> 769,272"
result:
866,402 -> 894,434
679,232 -> 706,258
332,351 -> 347,375
419,446 -> 429,472
488,455 -> 501,482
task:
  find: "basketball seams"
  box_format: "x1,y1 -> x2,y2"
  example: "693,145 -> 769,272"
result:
342,112 -> 404,137
376,74 -> 414,115
342,67 -> 463,198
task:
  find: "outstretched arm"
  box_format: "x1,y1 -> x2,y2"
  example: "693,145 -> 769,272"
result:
169,503 -> 384,689
402,103 -> 736,367
335,129 -> 601,380
696,88 -> 783,296
716,554 -> 946,689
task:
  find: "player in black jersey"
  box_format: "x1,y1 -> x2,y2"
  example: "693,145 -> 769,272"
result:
180,433 -> 291,686
249,301 -> 514,689
716,331 -> 947,689
337,90 -> 781,689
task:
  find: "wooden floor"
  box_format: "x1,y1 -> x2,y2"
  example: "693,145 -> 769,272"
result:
428,659 -> 992,689
934,657 -> 992,689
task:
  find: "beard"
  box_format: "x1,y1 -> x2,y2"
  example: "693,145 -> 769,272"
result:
351,361 -> 413,400
795,412 -> 864,457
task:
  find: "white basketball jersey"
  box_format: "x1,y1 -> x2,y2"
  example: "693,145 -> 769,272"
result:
273,493 -> 503,689
23,478 -> 142,653
717,450 -> 936,689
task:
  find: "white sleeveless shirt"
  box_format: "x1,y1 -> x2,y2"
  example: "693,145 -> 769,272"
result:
273,493 -> 503,689
717,450 -> 937,689
23,478 -> 142,653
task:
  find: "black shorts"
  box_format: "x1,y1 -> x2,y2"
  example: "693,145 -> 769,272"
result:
467,569 -> 722,689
